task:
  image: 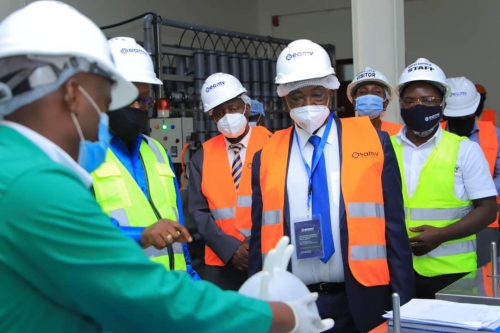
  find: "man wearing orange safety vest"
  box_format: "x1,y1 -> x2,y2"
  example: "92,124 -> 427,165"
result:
188,73 -> 272,290
475,84 -> 496,125
443,77 -> 500,267
347,67 -> 403,136
248,39 -> 414,333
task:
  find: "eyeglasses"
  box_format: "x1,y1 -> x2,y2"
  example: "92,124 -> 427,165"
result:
400,96 -> 443,109
133,96 -> 155,110
211,105 -> 245,122
285,89 -> 330,109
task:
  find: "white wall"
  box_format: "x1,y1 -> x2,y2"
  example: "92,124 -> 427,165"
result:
258,0 -> 500,114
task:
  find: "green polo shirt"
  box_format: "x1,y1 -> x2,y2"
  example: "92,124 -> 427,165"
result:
0,124 -> 271,333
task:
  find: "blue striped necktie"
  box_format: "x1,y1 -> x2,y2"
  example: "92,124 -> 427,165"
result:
230,143 -> 243,190
309,135 -> 335,263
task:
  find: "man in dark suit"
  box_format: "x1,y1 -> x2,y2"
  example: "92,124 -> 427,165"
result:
248,39 -> 415,333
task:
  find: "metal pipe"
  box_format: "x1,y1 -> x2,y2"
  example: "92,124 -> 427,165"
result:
162,66 -> 175,92
142,14 -> 155,55
218,52 -> 229,74
260,58 -> 270,104
392,293 -> 401,333
269,60 -> 278,108
492,242 -> 499,298
240,54 -> 251,95
206,50 -> 218,76
193,50 -> 206,106
229,53 -> 240,79
250,57 -> 261,100
175,56 -> 187,92
154,16 -> 163,99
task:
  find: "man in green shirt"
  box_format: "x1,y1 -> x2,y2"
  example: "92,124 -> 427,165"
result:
0,2 -> 332,333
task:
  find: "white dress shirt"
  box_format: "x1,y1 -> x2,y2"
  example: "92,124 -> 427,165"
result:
394,126 -> 497,200
224,127 -> 252,169
0,121 -> 92,187
287,122 -> 344,284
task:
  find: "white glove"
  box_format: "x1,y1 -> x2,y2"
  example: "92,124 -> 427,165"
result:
285,292 -> 334,333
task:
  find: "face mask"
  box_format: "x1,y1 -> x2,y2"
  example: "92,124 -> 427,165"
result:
400,105 -> 442,137
355,95 -> 384,119
289,103 -> 330,135
69,86 -> 111,173
217,112 -> 248,138
447,117 -> 476,137
109,106 -> 149,142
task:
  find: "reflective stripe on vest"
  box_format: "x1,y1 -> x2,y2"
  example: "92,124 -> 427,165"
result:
391,130 -> 476,277
201,126 -> 272,266
92,136 -> 187,272
259,116 -> 390,287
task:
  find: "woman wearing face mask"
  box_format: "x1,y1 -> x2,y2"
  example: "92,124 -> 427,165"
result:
188,72 -> 272,290
391,58 -> 497,299
249,39 -> 415,333
347,67 -> 402,136
441,76 -> 500,268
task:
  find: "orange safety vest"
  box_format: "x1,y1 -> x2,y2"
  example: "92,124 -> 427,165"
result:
441,121 -> 500,228
481,108 -> 496,126
380,120 -> 403,136
201,126 -> 272,266
259,116 -> 390,286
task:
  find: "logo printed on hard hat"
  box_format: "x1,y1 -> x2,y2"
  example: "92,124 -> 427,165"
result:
407,62 -> 435,73
120,48 -> 149,56
356,71 -> 377,80
424,113 -> 440,122
450,91 -> 467,97
285,51 -> 314,61
205,81 -> 225,93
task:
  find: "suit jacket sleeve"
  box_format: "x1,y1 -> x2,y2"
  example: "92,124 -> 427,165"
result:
188,148 -> 242,264
378,129 -> 415,305
248,150 -> 264,276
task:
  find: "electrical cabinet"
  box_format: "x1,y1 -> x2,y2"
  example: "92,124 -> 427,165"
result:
149,118 -> 193,163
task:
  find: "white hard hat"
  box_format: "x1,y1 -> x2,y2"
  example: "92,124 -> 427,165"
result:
201,73 -> 247,112
444,77 -> 480,117
396,58 -> 450,98
0,1 -> 137,111
275,39 -> 335,84
108,37 -> 162,86
347,67 -> 394,104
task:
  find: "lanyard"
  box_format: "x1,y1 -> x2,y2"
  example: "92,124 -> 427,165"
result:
293,113 -> 333,210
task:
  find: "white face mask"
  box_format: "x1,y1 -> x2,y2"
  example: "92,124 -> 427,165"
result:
289,104 -> 330,134
217,112 -> 248,138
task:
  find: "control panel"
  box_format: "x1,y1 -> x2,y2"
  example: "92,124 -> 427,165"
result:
149,118 -> 194,163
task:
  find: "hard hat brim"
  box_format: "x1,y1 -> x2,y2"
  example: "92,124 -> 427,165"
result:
443,96 -> 480,118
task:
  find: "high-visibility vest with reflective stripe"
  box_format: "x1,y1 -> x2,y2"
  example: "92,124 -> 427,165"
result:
259,117 -> 390,287
92,136 -> 187,271
201,126 -> 272,266
441,120 -> 500,228
381,120 -> 403,136
391,130 -> 476,277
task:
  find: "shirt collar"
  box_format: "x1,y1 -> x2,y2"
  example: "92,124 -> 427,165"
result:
225,126 -> 252,150
0,120 -> 92,187
294,121 -> 335,150
471,121 -> 480,135
394,125 -> 442,148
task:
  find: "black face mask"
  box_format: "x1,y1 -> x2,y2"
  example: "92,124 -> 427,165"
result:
401,105 -> 442,136
109,107 -> 149,143
447,116 -> 476,137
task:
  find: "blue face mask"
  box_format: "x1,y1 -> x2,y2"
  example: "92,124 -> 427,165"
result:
69,86 -> 111,173
355,95 -> 385,119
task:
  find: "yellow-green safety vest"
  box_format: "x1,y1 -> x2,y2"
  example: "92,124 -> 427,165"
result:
391,130 -> 476,277
92,135 -> 187,272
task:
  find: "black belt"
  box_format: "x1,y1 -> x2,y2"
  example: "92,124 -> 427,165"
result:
307,282 -> 345,294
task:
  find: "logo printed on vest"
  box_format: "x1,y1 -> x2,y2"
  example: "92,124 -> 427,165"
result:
301,227 -> 314,232
352,151 -> 379,158
425,113 -> 441,122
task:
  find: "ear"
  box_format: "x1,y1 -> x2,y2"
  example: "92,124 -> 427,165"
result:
383,99 -> 389,110
281,97 -> 290,112
328,90 -> 334,107
63,78 -> 81,114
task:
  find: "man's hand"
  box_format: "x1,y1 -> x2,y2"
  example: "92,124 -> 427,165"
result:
140,219 -> 192,249
230,243 -> 249,271
409,225 -> 445,256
